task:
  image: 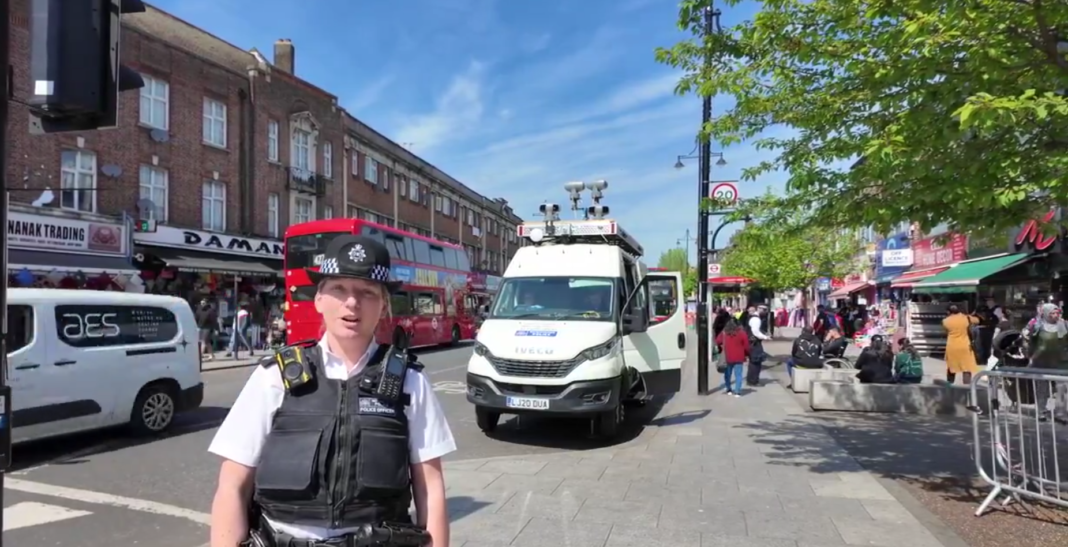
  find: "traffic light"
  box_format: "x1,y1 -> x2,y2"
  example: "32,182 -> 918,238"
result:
28,0 -> 146,134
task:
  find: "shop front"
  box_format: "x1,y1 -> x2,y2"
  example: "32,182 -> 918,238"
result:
975,208 -> 1068,329
826,274 -> 871,307
133,226 -> 284,349
7,207 -> 140,291
873,232 -> 912,302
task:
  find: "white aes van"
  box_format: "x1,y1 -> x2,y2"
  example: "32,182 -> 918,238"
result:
5,289 -> 204,444
466,217 -> 686,438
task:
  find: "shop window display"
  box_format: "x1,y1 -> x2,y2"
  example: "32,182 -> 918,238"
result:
7,267 -> 144,292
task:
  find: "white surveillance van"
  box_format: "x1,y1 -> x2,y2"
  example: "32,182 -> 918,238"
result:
466,186 -> 686,438
5,289 -> 204,444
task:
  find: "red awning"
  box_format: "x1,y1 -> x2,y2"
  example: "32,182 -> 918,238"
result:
708,276 -> 753,285
827,281 -> 870,299
890,266 -> 951,288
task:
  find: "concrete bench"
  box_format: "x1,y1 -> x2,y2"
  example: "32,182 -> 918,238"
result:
790,367 -> 857,394
808,380 -> 990,417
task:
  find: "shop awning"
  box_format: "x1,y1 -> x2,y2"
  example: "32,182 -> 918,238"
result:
146,247 -> 280,277
827,281 -> 870,299
8,249 -> 139,275
911,253 -> 1032,294
890,266 -> 951,288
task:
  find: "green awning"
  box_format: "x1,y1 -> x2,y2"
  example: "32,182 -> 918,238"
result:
911,253 -> 1032,294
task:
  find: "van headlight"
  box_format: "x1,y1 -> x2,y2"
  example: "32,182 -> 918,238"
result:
578,338 -> 620,362
474,342 -> 490,357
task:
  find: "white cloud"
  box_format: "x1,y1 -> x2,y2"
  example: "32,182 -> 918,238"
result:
345,74 -> 395,113
391,62 -> 486,153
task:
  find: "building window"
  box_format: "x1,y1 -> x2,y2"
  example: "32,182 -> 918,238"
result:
323,142 -> 333,178
202,98 -> 227,147
409,179 -> 419,201
383,169 -> 391,191
267,120 -> 279,161
324,205 -> 334,219
202,181 -> 226,232
442,197 -> 452,217
292,128 -> 311,172
268,193 -> 280,237
60,150 -> 96,212
138,165 -> 168,222
294,197 -> 313,224
435,195 -> 442,212
365,157 -> 378,184
139,75 -> 169,130
467,208 -> 474,226
351,152 -> 359,176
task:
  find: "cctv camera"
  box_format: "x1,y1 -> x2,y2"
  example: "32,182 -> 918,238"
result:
564,181 -> 585,194
585,180 -> 608,191
539,203 -> 560,214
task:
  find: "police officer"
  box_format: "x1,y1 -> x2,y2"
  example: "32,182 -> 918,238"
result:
207,235 -> 456,547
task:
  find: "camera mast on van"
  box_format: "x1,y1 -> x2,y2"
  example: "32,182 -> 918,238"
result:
465,181 -> 686,439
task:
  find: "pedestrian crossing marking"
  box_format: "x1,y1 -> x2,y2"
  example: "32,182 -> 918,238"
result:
3,501 -> 93,531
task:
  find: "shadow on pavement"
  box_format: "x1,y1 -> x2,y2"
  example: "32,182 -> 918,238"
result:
482,394 -> 675,450
11,405 -> 232,471
446,496 -> 494,522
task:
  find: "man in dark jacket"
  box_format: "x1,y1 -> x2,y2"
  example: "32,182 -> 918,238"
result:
787,327 -> 823,383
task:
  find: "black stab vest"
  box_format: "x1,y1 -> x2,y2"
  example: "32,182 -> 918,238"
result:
253,344 -> 413,529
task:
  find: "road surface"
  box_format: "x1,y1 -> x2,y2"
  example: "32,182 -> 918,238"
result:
2,342 -> 674,547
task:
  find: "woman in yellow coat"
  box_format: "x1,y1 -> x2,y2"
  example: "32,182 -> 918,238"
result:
943,304 -> 980,384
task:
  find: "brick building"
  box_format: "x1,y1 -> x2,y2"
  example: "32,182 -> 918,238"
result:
5,3 -> 521,285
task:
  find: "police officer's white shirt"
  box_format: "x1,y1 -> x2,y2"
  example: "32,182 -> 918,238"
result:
208,337 -> 457,539
748,316 -> 769,340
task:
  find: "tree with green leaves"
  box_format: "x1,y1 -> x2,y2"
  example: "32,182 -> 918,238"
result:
717,193 -> 862,290
656,0 -> 1068,237
657,248 -> 690,272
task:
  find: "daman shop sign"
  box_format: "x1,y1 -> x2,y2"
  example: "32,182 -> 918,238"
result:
133,225 -> 282,259
7,212 -> 126,255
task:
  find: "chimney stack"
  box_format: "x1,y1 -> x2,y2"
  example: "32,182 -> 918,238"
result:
274,39 -> 294,74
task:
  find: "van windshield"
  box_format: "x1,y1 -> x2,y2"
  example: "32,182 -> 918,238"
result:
490,277 -> 616,321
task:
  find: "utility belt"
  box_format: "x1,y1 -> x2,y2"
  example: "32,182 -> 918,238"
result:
245,521 -> 431,547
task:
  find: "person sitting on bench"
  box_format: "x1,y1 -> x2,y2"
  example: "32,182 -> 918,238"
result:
893,338 -> 924,384
822,328 -> 848,361
856,335 -> 895,384
787,327 -> 823,387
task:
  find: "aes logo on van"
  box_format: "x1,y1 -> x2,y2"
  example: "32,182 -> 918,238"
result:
516,347 -> 554,356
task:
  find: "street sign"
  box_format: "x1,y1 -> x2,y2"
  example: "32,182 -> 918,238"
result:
707,263 -> 722,276
709,182 -> 739,204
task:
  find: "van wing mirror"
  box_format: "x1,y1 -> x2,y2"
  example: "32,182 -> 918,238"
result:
622,308 -> 649,334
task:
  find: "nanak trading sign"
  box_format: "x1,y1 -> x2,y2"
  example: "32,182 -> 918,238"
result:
7,212 -> 126,255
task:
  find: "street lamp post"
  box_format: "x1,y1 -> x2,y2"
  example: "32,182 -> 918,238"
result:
693,3 -> 722,396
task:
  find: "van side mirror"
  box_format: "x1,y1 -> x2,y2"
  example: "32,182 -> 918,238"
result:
622,306 -> 649,334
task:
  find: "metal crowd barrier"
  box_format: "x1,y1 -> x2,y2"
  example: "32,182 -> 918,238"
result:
970,367 -> 1068,517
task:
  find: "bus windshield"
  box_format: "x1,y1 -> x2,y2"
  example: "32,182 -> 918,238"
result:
490,277 -> 616,321
285,232 -> 348,270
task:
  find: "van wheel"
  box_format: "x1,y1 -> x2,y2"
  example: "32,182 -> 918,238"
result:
476,407 -> 500,433
450,325 -> 461,345
130,384 -> 177,436
592,404 -> 623,439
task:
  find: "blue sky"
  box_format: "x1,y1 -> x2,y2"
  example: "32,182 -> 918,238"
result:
152,0 -> 780,266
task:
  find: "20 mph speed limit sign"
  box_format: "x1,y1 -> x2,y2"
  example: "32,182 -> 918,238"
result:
709,182 -> 739,204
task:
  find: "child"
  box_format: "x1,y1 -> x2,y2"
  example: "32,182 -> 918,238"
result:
894,337 -> 924,384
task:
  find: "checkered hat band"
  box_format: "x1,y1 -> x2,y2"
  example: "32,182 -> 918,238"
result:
320,258 -> 340,274
370,264 -> 390,282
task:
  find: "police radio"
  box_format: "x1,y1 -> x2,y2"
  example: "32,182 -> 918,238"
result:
270,345 -> 315,392
376,329 -> 411,401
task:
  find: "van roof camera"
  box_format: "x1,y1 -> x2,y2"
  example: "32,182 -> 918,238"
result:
564,181 -> 585,216
587,205 -> 609,219
585,180 -> 608,204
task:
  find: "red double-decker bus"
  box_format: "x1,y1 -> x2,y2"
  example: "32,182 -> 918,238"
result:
283,219 -> 478,347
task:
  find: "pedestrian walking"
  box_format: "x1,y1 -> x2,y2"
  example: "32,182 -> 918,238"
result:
715,318 -> 749,396
745,305 -> 770,386
207,235 -> 455,547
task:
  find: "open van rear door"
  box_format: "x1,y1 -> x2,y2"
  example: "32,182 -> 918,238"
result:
622,272 -> 685,395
